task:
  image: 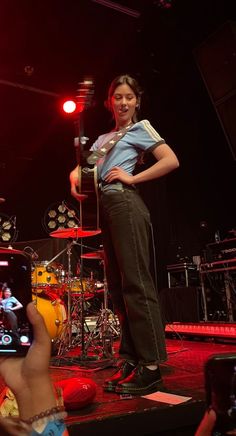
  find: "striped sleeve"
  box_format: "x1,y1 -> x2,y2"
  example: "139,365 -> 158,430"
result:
140,120 -> 165,142
135,120 -> 166,152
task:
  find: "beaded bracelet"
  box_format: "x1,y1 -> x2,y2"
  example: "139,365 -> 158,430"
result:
24,405 -> 67,425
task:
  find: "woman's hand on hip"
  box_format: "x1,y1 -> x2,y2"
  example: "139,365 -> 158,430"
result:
105,167 -> 134,185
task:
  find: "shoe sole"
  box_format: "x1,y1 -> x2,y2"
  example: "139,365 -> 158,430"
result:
115,379 -> 164,396
103,384 -> 117,393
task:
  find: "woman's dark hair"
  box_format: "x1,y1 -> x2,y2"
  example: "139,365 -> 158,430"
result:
105,74 -> 143,122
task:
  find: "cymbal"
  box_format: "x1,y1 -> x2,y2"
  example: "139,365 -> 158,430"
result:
0,247 -> 23,254
50,227 -> 101,239
81,250 -> 104,260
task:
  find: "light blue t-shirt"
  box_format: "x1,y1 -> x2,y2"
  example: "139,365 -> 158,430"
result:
90,119 -> 165,181
1,296 -> 19,310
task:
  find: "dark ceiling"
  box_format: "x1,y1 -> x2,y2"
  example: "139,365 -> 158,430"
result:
0,0 -> 236,258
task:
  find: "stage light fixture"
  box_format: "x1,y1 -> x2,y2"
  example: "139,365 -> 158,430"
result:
0,213 -> 18,243
67,219 -> 77,228
43,201 -> 80,234
48,210 -> 57,218
68,210 -> 76,218
58,204 -> 66,213
62,100 -> 77,114
2,232 -> 11,242
48,220 -> 57,229
2,220 -> 11,230
57,214 -> 66,224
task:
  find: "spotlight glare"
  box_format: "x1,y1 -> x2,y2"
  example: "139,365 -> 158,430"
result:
63,100 -> 76,114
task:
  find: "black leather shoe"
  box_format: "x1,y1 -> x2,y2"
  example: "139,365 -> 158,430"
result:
115,364 -> 163,395
103,361 -> 136,392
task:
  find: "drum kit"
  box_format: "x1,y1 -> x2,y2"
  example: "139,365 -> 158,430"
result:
31,226 -> 120,360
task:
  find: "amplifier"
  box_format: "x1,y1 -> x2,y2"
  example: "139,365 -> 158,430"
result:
200,257 -> 236,274
206,237 -> 236,261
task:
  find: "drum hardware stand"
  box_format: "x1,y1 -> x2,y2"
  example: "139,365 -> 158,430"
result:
57,240 -> 96,357
67,241 -> 100,362
46,239 -> 80,355
84,259 -> 120,358
52,238 -> 99,361
47,227 -> 104,365
54,242 -> 74,355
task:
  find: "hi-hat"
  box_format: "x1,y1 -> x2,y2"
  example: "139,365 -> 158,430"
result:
81,250 -> 104,260
50,227 -> 101,239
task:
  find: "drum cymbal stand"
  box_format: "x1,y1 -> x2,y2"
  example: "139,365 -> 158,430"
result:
55,238 -> 98,361
68,239 -> 100,362
49,224 -> 102,360
84,258 -> 120,358
47,239 -> 78,355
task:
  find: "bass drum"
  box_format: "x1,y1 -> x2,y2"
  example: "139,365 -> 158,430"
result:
32,294 -> 67,340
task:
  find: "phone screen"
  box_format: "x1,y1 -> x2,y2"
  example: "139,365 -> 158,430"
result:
0,248 -> 33,355
205,353 -> 236,435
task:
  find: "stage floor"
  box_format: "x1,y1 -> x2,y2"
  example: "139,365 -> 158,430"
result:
48,338 -> 236,436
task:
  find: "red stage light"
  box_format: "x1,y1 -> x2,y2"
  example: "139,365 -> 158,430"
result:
62,100 -> 77,114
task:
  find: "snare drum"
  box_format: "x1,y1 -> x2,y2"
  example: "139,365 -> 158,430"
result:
32,294 -> 67,339
31,261 -> 65,289
69,278 -> 96,295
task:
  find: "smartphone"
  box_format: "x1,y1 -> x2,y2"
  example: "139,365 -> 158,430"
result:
205,353 -> 236,435
0,247 -> 33,355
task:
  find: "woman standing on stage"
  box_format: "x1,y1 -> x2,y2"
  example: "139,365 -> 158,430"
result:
70,74 -> 179,396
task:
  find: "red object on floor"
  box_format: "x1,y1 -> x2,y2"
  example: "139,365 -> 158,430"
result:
55,377 -> 97,411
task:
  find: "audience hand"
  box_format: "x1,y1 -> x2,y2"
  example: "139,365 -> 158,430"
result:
0,302 -> 56,421
195,409 -> 216,436
195,408 -> 236,436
